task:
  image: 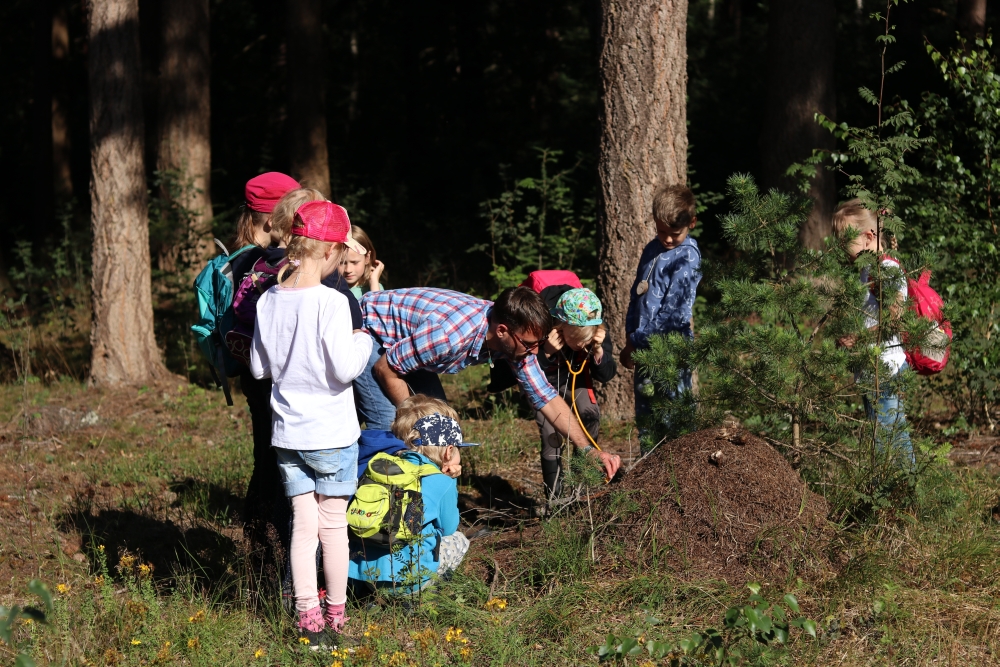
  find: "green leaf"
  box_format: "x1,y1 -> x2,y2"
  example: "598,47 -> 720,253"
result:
783,594 -> 801,614
27,581 -> 51,615
746,582 -> 762,595
15,654 -> 37,667
802,619 -> 818,639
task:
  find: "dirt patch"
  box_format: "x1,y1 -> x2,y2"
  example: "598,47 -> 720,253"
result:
591,427 -> 833,582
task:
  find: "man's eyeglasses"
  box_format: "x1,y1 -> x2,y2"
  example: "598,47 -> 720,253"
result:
509,329 -> 541,353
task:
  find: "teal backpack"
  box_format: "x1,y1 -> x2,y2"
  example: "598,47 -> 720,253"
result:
191,239 -> 256,405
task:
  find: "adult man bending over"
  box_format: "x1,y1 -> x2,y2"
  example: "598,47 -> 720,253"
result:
354,286 -> 621,480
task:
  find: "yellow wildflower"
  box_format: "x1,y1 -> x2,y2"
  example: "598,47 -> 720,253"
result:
93,575 -> 104,586
330,661 -> 344,667
484,597 -> 507,611
187,637 -> 200,650
138,563 -> 152,578
56,583 -> 71,594
98,544 -> 105,552
444,627 -> 464,643
411,628 -> 437,650
253,648 -> 266,659
330,648 -> 348,659
188,610 -> 206,623
118,553 -> 135,569
20,618 -> 33,625
131,639 -> 142,646
298,637 -> 310,645
459,645 -> 473,661
386,651 -> 409,667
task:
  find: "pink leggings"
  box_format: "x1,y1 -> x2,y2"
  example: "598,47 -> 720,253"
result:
290,493 -> 349,612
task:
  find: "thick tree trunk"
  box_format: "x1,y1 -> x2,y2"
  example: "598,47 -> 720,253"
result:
957,0 -> 987,40
287,0 -> 331,196
88,0 -> 166,384
52,2 -> 74,200
760,0 -> 837,250
596,0 -> 689,419
157,0 -> 213,272
34,0 -> 54,240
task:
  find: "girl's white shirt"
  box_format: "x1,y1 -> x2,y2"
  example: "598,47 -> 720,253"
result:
250,284 -> 373,450
861,257 -> 908,376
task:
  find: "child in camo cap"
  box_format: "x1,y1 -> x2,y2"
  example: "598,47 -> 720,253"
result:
489,286 -> 617,501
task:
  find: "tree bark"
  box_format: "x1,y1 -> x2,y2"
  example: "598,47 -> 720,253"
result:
287,0 -> 331,196
34,0 -> 54,240
596,0 -> 689,419
87,0 -> 166,384
157,0 -> 213,271
760,0 -> 837,250
957,0 -> 987,41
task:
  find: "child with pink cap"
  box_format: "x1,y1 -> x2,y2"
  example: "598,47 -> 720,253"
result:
250,200 -> 372,648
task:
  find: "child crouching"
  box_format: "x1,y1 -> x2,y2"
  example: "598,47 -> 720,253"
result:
349,396 -> 472,596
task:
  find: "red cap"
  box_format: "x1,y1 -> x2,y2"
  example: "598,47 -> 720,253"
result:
245,172 -> 301,213
292,201 -> 367,256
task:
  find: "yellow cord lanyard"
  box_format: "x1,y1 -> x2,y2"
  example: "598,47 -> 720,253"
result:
564,356 -> 602,452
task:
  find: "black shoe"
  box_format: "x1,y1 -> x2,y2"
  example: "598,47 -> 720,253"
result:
296,627 -> 331,651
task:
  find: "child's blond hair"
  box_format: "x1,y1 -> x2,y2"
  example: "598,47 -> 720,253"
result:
832,199 -> 897,250
271,188 -> 325,243
350,224 -> 379,284
652,184 -> 696,228
276,204 -> 346,284
391,395 -> 460,468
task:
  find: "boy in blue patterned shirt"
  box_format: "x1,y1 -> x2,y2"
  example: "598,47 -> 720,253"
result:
620,184 -> 701,433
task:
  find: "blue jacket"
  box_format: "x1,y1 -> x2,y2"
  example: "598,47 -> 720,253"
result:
356,429 -> 407,478
347,450 -> 459,594
625,236 -> 701,348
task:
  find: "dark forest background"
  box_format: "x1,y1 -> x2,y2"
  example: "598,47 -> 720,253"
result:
2,0 -> 990,292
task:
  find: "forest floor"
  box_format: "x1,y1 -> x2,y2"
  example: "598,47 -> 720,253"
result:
2,373 -> 1000,666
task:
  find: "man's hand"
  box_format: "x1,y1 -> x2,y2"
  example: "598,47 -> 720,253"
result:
594,449 -> 621,480
837,334 -> 857,349
543,327 -> 564,357
619,341 -> 635,370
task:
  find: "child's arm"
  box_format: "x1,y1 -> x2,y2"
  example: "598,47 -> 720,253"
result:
323,297 -> 373,383
249,311 -> 271,379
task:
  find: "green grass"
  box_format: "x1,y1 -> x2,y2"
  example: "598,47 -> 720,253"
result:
2,376 -> 1000,665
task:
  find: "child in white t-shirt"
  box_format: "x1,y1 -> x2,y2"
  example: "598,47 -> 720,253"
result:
250,200 -> 373,647
833,199 -> 913,468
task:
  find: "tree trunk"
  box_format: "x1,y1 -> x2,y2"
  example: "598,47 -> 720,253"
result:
87,0 -> 166,384
52,1 -> 74,201
760,0 -> 836,250
596,0 -> 689,419
157,0 -> 213,272
34,0 -> 54,241
957,0 -> 987,41
287,0 -> 331,196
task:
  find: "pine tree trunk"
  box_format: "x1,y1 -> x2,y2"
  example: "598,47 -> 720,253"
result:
157,0 -> 213,271
52,1 -> 74,200
760,0 -> 836,250
88,0 -> 166,384
33,0 -> 54,241
596,0 -> 689,419
287,0 -> 331,196
957,0 -> 987,40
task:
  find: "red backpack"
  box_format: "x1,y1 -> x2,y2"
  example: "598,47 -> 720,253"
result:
521,270 -> 583,293
882,258 -> 952,375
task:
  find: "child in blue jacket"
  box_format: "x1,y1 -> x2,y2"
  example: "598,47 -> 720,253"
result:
349,396 -> 472,595
619,184 -> 701,445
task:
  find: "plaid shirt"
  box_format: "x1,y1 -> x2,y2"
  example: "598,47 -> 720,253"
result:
361,288 -> 558,410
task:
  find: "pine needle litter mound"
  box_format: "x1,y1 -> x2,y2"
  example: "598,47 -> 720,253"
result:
593,427 -> 833,582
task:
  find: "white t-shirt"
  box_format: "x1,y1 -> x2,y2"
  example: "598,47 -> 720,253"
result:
250,284 -> 373,450
861,257 -> 908,376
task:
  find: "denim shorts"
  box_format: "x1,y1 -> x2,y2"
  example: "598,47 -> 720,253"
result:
274,443 -> 359,498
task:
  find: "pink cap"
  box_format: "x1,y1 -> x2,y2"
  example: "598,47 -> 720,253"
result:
292,201 -> 367,255
245,172 -> 301,213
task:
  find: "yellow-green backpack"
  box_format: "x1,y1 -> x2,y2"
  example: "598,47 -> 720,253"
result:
347,452 -> 441,547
